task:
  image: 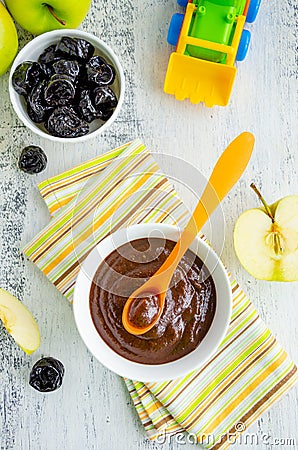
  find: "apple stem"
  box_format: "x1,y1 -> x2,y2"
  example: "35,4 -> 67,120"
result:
44,4 -> 66,26
250,183 -> 275,222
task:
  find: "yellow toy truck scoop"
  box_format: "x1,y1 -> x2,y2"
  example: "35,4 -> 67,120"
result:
164,51 -> 236,107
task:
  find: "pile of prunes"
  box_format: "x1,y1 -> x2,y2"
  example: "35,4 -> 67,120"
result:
12,37 -> 118,138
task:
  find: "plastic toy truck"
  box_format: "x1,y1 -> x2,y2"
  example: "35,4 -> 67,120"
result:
164,0 -> 262,107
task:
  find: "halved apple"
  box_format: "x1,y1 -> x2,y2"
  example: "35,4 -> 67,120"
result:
234,184 -> 298,281
0,288 -> 40,354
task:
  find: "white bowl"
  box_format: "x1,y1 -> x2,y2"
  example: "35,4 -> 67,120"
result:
73,224 -> 232,381
9,29 -> 125,143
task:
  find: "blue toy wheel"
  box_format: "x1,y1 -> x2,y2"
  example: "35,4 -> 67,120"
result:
236,29 -> 251,61
167,13 -> 184,47
177,0 -> 189,7
246,0 -> 262,23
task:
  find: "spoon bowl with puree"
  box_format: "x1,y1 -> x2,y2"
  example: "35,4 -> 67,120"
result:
122,132 -> 255,335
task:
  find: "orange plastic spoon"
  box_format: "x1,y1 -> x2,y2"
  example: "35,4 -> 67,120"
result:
122,132 -> 255,335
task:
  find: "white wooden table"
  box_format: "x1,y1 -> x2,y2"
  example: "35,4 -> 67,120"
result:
0,1 -> 297,449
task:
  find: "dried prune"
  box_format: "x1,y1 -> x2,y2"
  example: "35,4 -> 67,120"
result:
29,357 -> 64,392
86,55 -> 106,68
97,108 -> 114,121
77,89 -> 98,123
44,77 -> 76,107
93,86 -> 117,111
77,67 -> 90,90
38,44 -> 59,65
39,62 -> 53,79
52,59 -> 80,81
27,80 -> 51,123
56,37 -> 94,61
19,146 -> 47,174
93,86 -> 117,122
12,62 -> 47,96
86,56 -> 115,86
45,106 -> 89,138
27,104 -> 52,123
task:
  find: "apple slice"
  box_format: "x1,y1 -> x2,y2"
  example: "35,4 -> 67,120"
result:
234,184 -> 298,281
0,288 -> 40,354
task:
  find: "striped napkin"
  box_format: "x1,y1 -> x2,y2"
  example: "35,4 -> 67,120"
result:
24,140 -> 297,449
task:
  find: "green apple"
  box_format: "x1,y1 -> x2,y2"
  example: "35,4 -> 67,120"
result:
0,288 -> 40,354
234,184 -> 298,281
0,2 -> 18,75
5,0 -> 92,35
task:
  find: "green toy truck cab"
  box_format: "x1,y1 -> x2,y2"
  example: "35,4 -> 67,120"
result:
187,0 -> 246,63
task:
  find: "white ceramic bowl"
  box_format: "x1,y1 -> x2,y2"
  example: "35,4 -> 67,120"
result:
73,224 -> 232,381
9,29 -> 125,143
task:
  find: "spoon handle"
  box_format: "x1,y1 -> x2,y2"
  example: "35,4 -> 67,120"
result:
154,132 -> 255,281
